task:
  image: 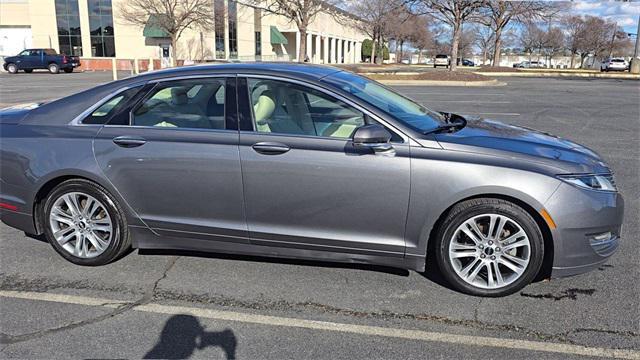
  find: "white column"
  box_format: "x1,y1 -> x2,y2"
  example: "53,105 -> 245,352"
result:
355,42 -> 361,63
337,39 -> 343,63
323,36 -> 329,64
315,34 -> 321,63
295,31 -> 301,62
306,32 -> 312,61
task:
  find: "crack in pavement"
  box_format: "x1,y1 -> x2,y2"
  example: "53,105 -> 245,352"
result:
520,288 -> 596,301
0,256 -> 179,346
0,263 -> 637,349
149,288 -> 573,344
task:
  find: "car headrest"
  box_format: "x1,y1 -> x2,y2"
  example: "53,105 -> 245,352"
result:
171,87 -> 188,105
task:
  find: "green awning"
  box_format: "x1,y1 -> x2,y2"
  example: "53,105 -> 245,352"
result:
270,26 -> 288,45
143,14 -> 170,38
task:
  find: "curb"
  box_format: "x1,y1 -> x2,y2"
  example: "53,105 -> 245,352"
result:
475,71 -> 640,79
376,79 -> 506,87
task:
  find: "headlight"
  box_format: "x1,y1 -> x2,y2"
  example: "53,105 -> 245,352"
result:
558,174 -> 616,192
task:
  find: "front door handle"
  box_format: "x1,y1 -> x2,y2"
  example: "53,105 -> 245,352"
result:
251,142 -> 290,155
113,136 -> 146,148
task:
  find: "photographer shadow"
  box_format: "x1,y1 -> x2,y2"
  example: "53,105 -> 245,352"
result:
144,314 -> 237,359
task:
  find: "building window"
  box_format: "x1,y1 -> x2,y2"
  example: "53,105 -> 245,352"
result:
214,0 -> 225,59
55,0 -> 82,56
255,32 -> 261,56
228,0 -> 238,59
88,0 -> 115,57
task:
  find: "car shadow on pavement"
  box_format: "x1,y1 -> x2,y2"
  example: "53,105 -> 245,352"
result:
138,248 -> 411,277
144,314 -> 237,359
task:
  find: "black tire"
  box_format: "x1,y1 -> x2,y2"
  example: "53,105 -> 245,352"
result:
48,63 -> 59,74
42,179 -> 131,266
434,198 -> 544,297
433,64 -> 437,68
63,68 -> 73,73
24,69 -> 33,73
6,63 -> 18,74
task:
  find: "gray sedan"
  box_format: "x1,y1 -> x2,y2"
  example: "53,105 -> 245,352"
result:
0,63 -> 623,297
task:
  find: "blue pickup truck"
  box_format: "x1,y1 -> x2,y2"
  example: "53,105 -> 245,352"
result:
3,48 -> 80,74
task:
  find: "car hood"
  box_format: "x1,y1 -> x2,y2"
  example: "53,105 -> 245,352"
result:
430,117 -> 610,174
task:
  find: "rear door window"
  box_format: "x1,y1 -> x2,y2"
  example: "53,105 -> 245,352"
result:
132,78 -> 227,130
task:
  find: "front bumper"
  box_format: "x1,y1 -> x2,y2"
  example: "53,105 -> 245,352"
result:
544,182 -> 624,278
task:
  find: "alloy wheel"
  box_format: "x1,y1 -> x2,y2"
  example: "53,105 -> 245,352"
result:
448,213 -> 531,289
48,192 -> 113,258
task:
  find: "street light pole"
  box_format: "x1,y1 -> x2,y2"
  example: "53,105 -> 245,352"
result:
631,14 -> 640,74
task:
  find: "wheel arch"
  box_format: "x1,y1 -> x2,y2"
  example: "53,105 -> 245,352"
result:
425,193 -> 554,281
31,171 -> 141,236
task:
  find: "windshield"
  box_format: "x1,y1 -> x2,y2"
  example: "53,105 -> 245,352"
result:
322,71 -> 445,133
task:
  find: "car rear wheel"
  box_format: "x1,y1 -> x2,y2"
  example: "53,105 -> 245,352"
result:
48,63 -> 59,74
6,63 -> 18,74
43,179 -> 131,266
435,198 -> 544,297
24,69 -> 33,73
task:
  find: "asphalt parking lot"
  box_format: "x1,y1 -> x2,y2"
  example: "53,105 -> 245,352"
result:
0,71 -> 639,359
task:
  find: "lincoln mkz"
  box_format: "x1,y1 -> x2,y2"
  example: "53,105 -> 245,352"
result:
0,64 -> 624,296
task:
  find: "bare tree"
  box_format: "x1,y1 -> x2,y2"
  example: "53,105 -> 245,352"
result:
519,22 -> 540,62
477,1 -> 561,67
350,0 -> 402,64
475,25 -> 494,65
458,25 -> 477,61
409,16 -> 433,64
539,26 -> 565,67
564,15 -> 587,68
243,0 -> 342,62
119,0 -> 215,66
575,16 -> 622,67
386,6 -> 416,62
414,0 -> 485,71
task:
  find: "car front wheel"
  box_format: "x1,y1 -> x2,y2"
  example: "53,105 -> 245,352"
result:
6,63 -> 18,73
43,179 -> 131,266
435,198 -> 544,297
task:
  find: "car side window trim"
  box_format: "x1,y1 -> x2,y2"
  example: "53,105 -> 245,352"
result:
237,74 -> 409,144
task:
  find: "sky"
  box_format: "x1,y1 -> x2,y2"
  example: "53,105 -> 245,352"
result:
570,1 -> 640,34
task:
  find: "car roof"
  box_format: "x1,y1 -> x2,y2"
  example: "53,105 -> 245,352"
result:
134,62 -> 344,82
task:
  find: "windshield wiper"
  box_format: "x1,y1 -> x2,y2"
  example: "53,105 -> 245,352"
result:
422,116 -> 467,135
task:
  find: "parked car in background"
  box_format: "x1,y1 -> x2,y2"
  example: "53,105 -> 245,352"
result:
3,48 -> 80,74
600,58 -> 628,72
457,58 -> 475,67
513,61 -> 544,69
434,54 -> 450,68
0,63 -> 623,297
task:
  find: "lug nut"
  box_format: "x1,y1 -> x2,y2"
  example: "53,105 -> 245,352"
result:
480,254 -> 486,258
488,240 -> 493,245
496,247 -> 501,252
479,244 -> 484,249
491,255 -> 496,260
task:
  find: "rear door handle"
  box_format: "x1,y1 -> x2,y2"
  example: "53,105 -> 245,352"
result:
251,142 -> 290,155
113,136 -> 146,148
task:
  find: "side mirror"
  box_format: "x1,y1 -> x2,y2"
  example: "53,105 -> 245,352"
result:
352,124 -> 393,152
